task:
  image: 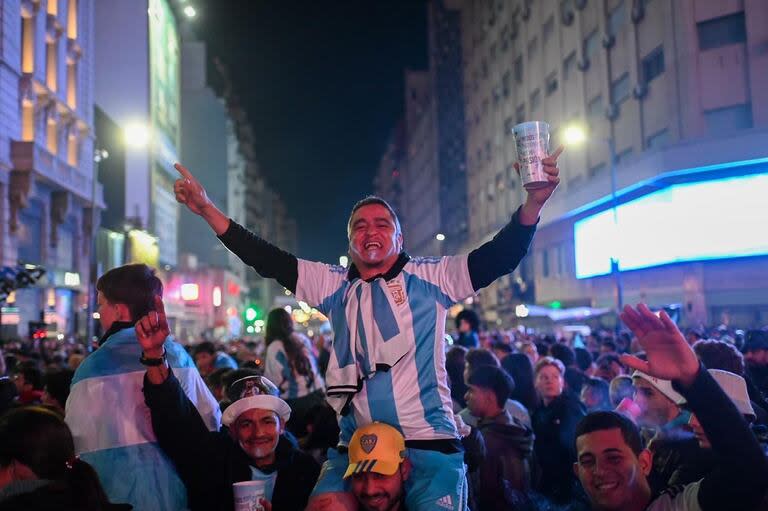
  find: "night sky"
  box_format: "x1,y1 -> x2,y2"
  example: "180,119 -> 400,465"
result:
198,0 -> 428,262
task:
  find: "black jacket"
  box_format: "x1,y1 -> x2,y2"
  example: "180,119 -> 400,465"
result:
143,371 -> 320,511
531,392 -> 587,504
472,411 -> 536,511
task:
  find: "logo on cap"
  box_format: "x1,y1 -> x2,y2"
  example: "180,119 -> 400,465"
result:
360,434 -> 378,454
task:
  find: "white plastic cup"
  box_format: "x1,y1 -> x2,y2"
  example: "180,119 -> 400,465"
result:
233,480 -> 267,511
513,121 -> 551,190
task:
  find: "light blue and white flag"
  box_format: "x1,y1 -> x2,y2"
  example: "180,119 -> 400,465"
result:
65,327 -> 221,511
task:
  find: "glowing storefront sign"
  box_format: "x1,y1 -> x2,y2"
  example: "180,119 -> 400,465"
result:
574,173 -> 768,278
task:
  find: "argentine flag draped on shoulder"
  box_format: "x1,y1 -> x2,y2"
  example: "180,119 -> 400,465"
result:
65,323 -> 221,511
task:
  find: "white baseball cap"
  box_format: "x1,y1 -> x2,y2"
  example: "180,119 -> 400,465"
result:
221,376 -> 292,427
706,369 -> 755,420
631,370 -> 686,405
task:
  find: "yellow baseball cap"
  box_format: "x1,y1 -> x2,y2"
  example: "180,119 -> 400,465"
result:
343,422 -> 406,479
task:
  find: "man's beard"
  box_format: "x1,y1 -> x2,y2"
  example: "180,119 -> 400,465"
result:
359,492 -> 404,511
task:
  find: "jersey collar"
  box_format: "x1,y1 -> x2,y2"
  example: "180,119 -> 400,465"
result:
347,252 -> 410,283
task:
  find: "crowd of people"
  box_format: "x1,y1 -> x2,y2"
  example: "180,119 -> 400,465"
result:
2,288 -> 768,510
1,154 -> 767,511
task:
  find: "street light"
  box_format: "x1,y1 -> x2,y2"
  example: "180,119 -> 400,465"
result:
435,233 -> 446,241
563,123 -> 624,321
124,122 -> 150,149
88,148 -> 109,342
183,6 -> 196,18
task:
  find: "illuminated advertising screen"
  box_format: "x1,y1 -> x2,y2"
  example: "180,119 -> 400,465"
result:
149,0 -> 180,265
574,173 -> 768,279
149,0 -> 180,153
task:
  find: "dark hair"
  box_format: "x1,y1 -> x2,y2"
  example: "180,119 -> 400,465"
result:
446,346 -> 469,407
743,330 -> 768,352
582,377 -> 611,411
609,375 -> 635,407
0,406 -> 118,508
601,340 -> 617,352
194,341 -> 216,357
303,403 -> 340,451
575,411 -> 643,456
468,366 -> 514,408
550,344 -> 576,367
0,377 -> 18,416
44,370 -> 74,410
205,368 -> 232,389
266,308 -> 312,377
455,309 -> 480,332
502,354 -> 538,411
491,341 -> 513,356
96,264 -> 163,320
574,347 -> 594,372
693,339 -> 745,375
13,361 -> 44,390
465,348 -> 500,373
596,353 -> 622,371
347,196 -> 401,236
0,406 -> 74,477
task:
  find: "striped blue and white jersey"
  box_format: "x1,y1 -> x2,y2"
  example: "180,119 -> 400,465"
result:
264,334 -> 325,399
295,254 -> 475,444
65,327 -> 221,510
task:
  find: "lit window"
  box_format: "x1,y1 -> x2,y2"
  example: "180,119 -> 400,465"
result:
67,133 -> 78,166
181,283 -> 200,301
67,0 -> 78,39
22,17 -> 35,73
46,41 -> 58,91
22,100 -> 35,141
66,61 -> 77,108
47,117 -> 58,155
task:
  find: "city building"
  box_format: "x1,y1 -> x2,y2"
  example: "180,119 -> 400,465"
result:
459,0 -> 768,327
94,0 -> 183,270
375,0 -> 469,259
0,0 -> 96,338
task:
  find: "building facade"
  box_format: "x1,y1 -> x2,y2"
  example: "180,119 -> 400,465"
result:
0,0 -> 96,338
460,0 -> 768,327
94,0 -> 182,268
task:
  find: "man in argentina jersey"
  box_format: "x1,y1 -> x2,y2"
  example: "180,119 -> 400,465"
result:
170,148 -> 562,511
65,264 -> 221,510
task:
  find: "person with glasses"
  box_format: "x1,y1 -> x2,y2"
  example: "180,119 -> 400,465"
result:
138,296 -> 320,511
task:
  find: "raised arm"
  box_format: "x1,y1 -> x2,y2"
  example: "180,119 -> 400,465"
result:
174,162 -> 298,292
620,305 -> 768,510
467,147 -> 562,291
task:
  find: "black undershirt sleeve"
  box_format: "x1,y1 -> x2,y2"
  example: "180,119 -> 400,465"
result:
216,219 -> 299,293
467,207 -> 537,291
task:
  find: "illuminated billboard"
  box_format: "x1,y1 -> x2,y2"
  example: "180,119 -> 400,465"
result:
574,173 -> 768,279
149,0 -> 180,265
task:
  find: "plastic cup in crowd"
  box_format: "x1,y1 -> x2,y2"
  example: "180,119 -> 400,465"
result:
233,480 -> 267,511
616,397 -> 642,423
513,121 -> 551,190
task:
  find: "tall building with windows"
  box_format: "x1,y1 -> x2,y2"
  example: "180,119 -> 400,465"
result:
460,0 -> 768,327
94,0 -> 183,268
0,0 -> 96,338
375,0 -> 469,258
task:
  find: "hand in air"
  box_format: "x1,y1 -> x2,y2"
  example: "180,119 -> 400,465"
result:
136,295 -> 170,358
619,304 -> 700,386
173,163 -> 212,216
